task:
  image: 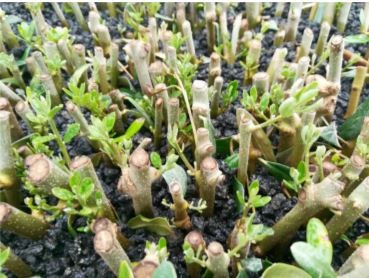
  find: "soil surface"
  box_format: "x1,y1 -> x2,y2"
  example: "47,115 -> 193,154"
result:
0,3 -> 368,278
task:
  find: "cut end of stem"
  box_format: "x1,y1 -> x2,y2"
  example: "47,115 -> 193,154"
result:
185,231 -> 205,251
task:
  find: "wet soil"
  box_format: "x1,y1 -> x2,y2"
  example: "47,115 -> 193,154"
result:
0,3 -> 368,278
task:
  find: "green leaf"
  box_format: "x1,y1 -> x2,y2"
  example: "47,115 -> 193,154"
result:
69,172 -> 81,187
69,64 -> 90,85
225,152 -> 239,170
249,180 -> 260,198
320,123 -> 341,148
52,187 -> 74,201
243,257 -> 263,273
64,123 -> 80,143
291,242 -> 336,278
338,98 -> 369,140
279,98 -> 297,118
118,261 -> 134,278
127,215 -> 173,236
79,178 -> 94,201
344,34 -> 369,44
150,152 -> 162,169
252,196 -> 272,208
306,218 -> 332,264
123,118 -> 145,140
232,177 -> 245,213
215,137 -> 232,156
153,261 -> 177,278
0,248 -> 10,266
162,164 -> 187,195
103,112 -> 116,132
259,159 -> 292,182
262,263 -> 311,278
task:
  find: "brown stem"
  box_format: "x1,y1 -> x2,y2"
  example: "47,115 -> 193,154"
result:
0,242 -> 32,277
169,181 -> 191,229
199,157 -> 225,217
195,128 -> 215,170
92,217 -> 129,248
0,97 -> 23,140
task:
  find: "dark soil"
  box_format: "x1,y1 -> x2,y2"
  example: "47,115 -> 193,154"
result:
0,3 -> 368,278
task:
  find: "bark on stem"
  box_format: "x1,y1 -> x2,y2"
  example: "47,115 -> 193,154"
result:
118,148 -> 155,217
0,202 -> 49,239
338,245 -> 369,276
326,177 -> 369,242
51,3 -> 68,27
337,3 -> 351,33
267,48 -> 287,85
256,176 -> 344,256
208,53 -> 221,87
0,81 -> 22,105
236,108 -> 276,162
244,39 -> 262,84
285,3 -> 302,42
211,76 -> 224,118
40,74 -> 61,106
252,72 -> 269,95
0,97 -> 23,141
195,128 -> 215,170
205,3 -> 216,53
237,118 -> 254,186
344,66 -> 366,118
94,47 -> 110,94
15,100 -> 34,131
92,217 -> 129,248
0,10 -> 18,48
315,21 -> 331,57
96,24 -> 111,54
94,228 -> 131,275
168,97 -> 179,131
169,181 -> 191,229
231,14 -> 242,57
70,156 -> 116,221
26,154 -> 69,194
154,97 -> 163,149
184,231 -> 205,278
296,28 -> 314,61
72,44 -> 87,83
182,20 -> 196,59
0,242 -> 32,278
199,157 -> 224,217
0,111 -> 21,207
206,242 -> 230,278
124,40 -> 153,94
246,3 -> 260,29
70,3 -> 88,31
192,80 -> 210,130
327,35 -> 344,85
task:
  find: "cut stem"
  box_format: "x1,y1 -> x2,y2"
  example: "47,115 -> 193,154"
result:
169,181 -> 191,230
206,242 -> 230,278
344,66 -> 366,118
0,242 -> 32,277
0,202 -> 49,239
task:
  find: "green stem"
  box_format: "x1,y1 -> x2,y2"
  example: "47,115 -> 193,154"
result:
48,119 -> 71,164
171,141 -> 195,173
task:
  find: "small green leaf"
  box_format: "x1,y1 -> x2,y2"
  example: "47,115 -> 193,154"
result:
242,257 -> 263,273
320,123 -> 341,148
344,34 -> 369,44
259,159 -> 292,182
339,98 -> 369,140
232,177 -> 245,213
262,263 -> 311,278
52,187 -> 74,201
153,261 -> 177,278
69,64 -> 90,85
162,164 -> 187,196
279,98 -> 297,118
79,178 -> 94,201
249,180 -> 260,198
260,93 -> 270,112
123,118 -> 145,140
64,123 -> 80,143
69,172 -> 81,187
118,261 -> 134,278
252,196 -> 272,208
127,215 -> 173,236
291,242 -> 336,278
103,112 -> 116,132
225,152 -> 239,170
306,218 -> 332,264
150,152 -> 162,169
